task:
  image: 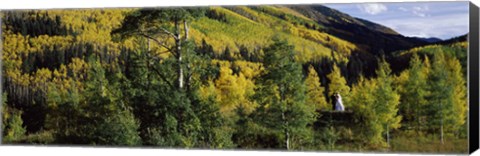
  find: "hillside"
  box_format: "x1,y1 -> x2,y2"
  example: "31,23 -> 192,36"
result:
287,5 -> 430,54
0,5 -> 449,133
390,40 -> 467,76
1,5 -> 468,153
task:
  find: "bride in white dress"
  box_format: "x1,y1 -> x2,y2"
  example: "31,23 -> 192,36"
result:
335,93 -> 345,111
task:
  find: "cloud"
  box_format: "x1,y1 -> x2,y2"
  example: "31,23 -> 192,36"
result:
397,5 -> 430,17
357,3 -> 388,15
412,6 -> 430,17
398,7 -> 408,12
379,13 -> 469,39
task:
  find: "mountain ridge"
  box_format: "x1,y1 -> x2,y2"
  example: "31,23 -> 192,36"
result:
287,5 -> 431,53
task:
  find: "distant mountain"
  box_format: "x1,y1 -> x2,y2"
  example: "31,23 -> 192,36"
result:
412,37 -> 443,43
287,5 -> 430,54
436,34 -> 468,45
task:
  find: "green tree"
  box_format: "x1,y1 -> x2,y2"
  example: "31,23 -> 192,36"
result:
400,54 -> 430,132
2,93 -> 27,143
349,59 -> 401,148
305,65 -> 328,110
426,52 -> 467,143
82,59 -> 141,146
113,8 -> 206,90
445,57 -> 467,137
426,52 -> 452,144
372,59 -> 402,147
120,38 -> 199,147
327,64 -> 350,108
253,38 -> 316,150
349,76 -> 378,145
46,57 -> 141,146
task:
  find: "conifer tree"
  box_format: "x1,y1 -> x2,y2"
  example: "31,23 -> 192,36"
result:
2,93 -> 27,143
46,57 -> 141,145
82,58 -> 141,146
253,38 -> 315,150
112,8 -> 206,90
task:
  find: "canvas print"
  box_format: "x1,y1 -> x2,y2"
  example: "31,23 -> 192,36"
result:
0,1 -> 470,154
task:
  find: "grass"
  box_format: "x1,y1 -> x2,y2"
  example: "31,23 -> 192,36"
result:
390,132 -> 468,154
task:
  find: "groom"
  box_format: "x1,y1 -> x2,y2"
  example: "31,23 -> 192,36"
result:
330,93 -> 337,111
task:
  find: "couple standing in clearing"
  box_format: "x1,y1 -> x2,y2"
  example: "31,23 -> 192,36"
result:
331,92 -> 345,111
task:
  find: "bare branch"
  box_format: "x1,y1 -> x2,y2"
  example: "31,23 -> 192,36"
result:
158,27 -> 178,40
138,33 -> 178,58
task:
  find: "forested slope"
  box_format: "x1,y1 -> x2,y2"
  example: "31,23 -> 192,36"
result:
1,6 -> 468,153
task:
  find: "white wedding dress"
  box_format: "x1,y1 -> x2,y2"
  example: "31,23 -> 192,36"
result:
335,95 -> 345,111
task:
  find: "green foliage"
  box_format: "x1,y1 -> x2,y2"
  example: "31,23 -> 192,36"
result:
390,132 -> 468,153
348,59 -> 401,148
425,51 -> 467,143
45,57 -> 141,145
0,6 -> 468,153
322,126 -> 339,150
371,59 -> 402,147
349,76 -> 378,145
398,54 -> 430,131
327,64 -> 350,108
2,93 -> 27,143
445,57 -> 467,137
252,38 -> 316,150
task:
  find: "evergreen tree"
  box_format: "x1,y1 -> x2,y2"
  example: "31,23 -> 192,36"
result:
2,93 -> 27,143
83,59 -> 141,146
121,38 -> 200,147
253,38 -> 315,150
46,57 -> 141,146
113,8 -> 206,90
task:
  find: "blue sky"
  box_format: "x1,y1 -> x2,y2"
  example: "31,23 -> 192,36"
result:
324,1 -> 469,40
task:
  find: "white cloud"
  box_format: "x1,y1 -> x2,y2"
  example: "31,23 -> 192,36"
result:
357,3 -> 387,15
412,6 -> 430,17
398,7 -> 408,12
379,13 -> 469,39
398,5 -> 430,17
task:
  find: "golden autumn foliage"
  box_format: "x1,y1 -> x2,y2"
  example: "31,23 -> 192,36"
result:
305,65 -> 328,110
0,6 -> 468,153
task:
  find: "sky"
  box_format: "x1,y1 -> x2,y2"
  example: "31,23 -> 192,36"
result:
324,1 -> 469,40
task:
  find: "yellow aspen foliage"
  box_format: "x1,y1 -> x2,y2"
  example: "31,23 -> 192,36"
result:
31,68 -> 53,91
214,64 -> 256,116
232,60 -> 263,79
68,58 -> 89,80
305,65 -> 328,110
445,57 -> 467,133
327,64 -> 350,107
